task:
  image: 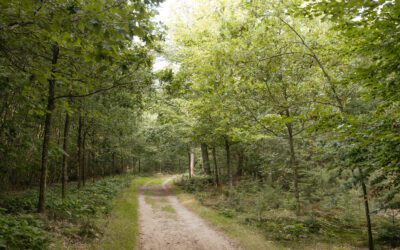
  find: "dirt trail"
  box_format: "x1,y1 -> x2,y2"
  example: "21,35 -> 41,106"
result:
138,178 -> 240,250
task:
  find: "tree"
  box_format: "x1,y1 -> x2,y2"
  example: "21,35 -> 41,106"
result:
0,0 -> 162,212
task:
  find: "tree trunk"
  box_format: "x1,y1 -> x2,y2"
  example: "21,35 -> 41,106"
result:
91,151 -> 96,183
77,114 -> 83,188
112,152 -> 116,175
132,157 -> 136,174
360,169 -> 374,250
190,149 -> 195,177
38,43 -> 59,213
236,147 -> 244,178
82,125 -> 86,186
201,143 -> 211,175
225,137 -> 232,187
212,146 -> 220,186
187,149 -> 191,179
61,111 -> 70,199
138,158 -> 141,174
286,122 -> 300,216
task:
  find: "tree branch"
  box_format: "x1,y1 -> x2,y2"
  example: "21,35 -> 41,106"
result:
278,17 -> 344,112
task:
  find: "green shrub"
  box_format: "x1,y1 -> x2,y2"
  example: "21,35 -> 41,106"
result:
78,220 -> 101,239
219,208 -> 235,218
174,176 -> 213,193
283,223 -> 307,239
0,213 -> 50,250
0,191 -> 37,213
0,175 -> 133,248
304,216 -> 321,233
377,220 -> 400,247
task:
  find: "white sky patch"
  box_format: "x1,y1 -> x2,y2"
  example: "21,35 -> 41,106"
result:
153,56 -> 170,71
153,0 -> 178,24
152,0 -> 190,72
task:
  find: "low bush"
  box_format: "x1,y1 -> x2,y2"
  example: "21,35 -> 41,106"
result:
304,216 -> 321,233
174,175 -> 213,193
0,174 -> 133,249
377,219 -> 400,247
0,212 -> 50,250
283,223 -> 307,239
175,176 -> 385,247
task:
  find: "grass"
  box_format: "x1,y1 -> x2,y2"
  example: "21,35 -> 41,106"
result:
94,177 -> 146,250
94,175 -> 167,250
144,196 -> 158,208
161,205 -> 176,214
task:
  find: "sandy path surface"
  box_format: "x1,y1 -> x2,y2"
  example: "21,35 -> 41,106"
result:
138,179 -> 240,250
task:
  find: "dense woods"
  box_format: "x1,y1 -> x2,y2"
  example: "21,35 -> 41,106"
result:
1,0 -> 399,249
0,0 -> 161,198
0,1 -> 162,247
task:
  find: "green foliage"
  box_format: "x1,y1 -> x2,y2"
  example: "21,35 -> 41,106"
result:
0,176 -> 131,217
283,223 -> 307,239
46,176 -> 131,221
0,0 -> 161,193
0,212 -> 49,250
175,175 -> 375,246
377,219 -> 400,247
303,216 -> 321,234
0,175 -> 133,248
174,175 -> 214,193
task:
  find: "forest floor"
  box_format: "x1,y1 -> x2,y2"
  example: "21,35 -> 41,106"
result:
138,176 -> 240,250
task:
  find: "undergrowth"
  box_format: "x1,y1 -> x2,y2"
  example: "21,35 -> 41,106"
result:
175,175 -> 400,249
0,174 -> 133,249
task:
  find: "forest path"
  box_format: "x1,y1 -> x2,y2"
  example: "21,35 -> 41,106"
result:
138,177 -> 240,250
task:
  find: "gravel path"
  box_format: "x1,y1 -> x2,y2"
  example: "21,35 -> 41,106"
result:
138,179 -> 240,250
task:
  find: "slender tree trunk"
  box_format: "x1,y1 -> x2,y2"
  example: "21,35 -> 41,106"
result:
187,149 -> 191,179
190,149 -> 195,177
236,147 -> 244,178
91,152 -> 96,183
201,143 -> 211,175
132,157 -> 136,174
82,126 -> 86,186
38,43 -> 59,213
360,169 -> 374,250
138,158 -> 141,174
225,137 -> 232,187
61,111 -> 70,199
55,128 -> 62,184
77,115 -> 83,188
112,152 -> 116,175
286,122 -> 300,216
212,146 -> 220,186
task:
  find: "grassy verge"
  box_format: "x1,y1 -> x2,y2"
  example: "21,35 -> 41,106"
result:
95,175 -> 167,250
